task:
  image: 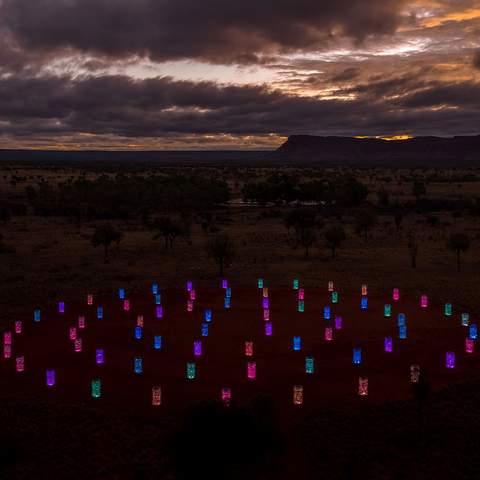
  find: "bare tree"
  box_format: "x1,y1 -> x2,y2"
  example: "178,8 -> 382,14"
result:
447,233 -> 470,272
150,216 -> 189,250
91,224 -> 123,263
207,234 -> 235,276
324,224 -> 346,259
407,234 -> 418,269
355,209 -> 377,242
299,227 -> 316,258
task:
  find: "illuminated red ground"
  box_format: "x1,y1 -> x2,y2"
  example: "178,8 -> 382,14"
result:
0,282 -> 477,419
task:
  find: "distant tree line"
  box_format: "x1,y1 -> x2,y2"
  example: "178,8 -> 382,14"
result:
25,173 -> 230,219
242,175 -> 368,207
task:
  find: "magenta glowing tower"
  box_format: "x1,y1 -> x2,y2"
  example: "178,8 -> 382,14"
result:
247,361 -> 256,379
466,338 -> 474,353
16,356 -> 24,372
3,344 -> 11,359
325,327 -> 333,341
393,288 -> 400,301
245,341 -> 254,357
221,388 -> 232,407
421,295 -> 428,308
74,338 -> 82,353
69,327 -> 77,341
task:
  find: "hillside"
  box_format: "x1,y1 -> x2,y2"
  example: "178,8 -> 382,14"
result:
273,135 -> 480,165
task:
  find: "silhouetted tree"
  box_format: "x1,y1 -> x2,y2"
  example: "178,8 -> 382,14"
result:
412,181 -> 426,199
286,208 -> 322,256
198,211 -> 219,234
394,211 -> 403,232
168,399 -> 284,480
299,227 -> 316,258
377,188 -> 389,207
447,233 -> 470,272
407,234 -> 418,269
0,206 -> 10,224
324,224 -> 346,259
207,234 -> 235,276
151,216 -> 189,249
0,233 -> 14,254
91,224 -> 123,263
355,209 -> 377,242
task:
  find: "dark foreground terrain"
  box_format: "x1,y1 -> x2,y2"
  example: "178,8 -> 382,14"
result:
0,283 -> 478,479
1,157 -> 480,478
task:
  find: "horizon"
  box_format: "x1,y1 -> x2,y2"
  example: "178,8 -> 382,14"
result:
2,133 -> 480,153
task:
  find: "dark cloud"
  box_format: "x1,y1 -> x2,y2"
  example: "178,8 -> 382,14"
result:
0,0 -> 406,64
0,0 -> 477,147
474,49 -> 480,70
0,74 -> 479,144
330,68 -> 360,82
400,81 -> 480,108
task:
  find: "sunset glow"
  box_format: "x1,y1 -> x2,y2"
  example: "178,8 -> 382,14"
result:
0,0 -> 478,149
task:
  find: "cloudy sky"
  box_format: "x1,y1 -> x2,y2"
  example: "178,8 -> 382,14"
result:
0,0 -> 479,150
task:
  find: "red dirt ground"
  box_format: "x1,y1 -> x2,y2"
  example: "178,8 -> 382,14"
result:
1,282 -> 477,420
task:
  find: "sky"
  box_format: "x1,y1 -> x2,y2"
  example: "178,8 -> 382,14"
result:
0,0 -> 479,150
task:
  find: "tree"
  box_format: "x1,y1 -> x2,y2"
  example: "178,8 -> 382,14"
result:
447,233 -> 470,272
207,234 -> 235,276
377,188 -> 389,207
198,211 -> 219,234
0,206 -> 10,224
151,216 -> 189,249
286,208 -> 322,257
0,233 -> 14,254
91,224 -> 123,263
407,234 -> 418,269
394,210 -> 403,232
324,224 -> 346,259
355,209 -> 377,242
412,181 -> 426,199
299,227 -> 316,258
